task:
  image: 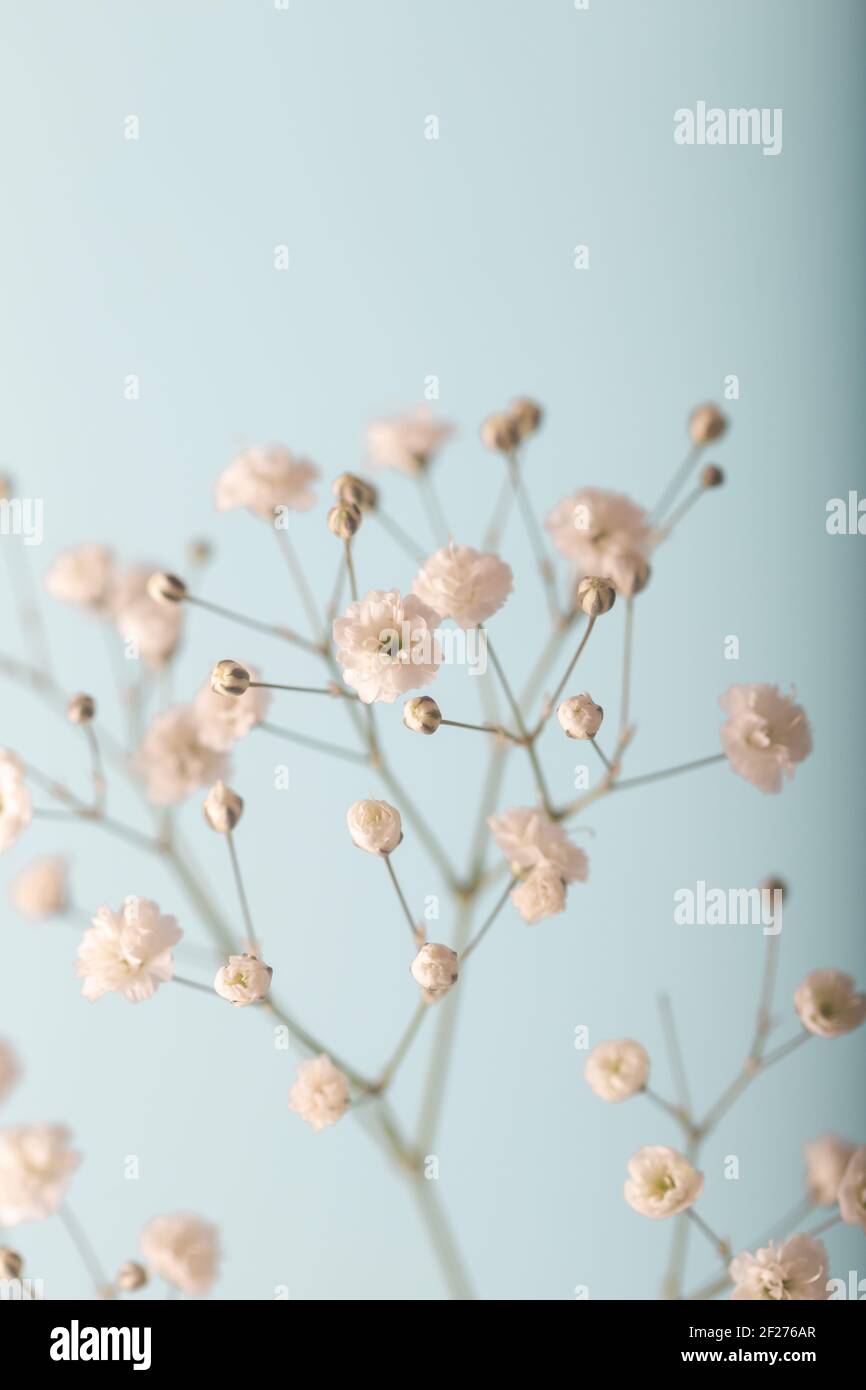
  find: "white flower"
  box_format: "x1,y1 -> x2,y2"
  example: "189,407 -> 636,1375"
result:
0,1124 -> 80,1225
137,707 -> 228,805
838,1145 -> 866,1233
487,806 -> 588,884
193,668 -> 271,751
623,1145 -> 704,1219
585,1040 -> 649,1102
511,866 -> 566,924
346,799 -> 402,855
76,897 -> 182,1003
410,943 -> 458,1001
288,1055 -> 350,1133
139,1212 -> 220,1296
719,684 -> 812,793
9,856 -> 67,920
0,750 -> 32,854
366,407 -> 454,475
43,544 -> 114,610
730,1235 -> 828,1301
803,1133 -> 857,1206
213,953 -> 272,1007
794,969 -> 866,1038
333,590 -> 441,704
0,1040 -> 20,1105
556,693 -> 603,740
412,543 -> 513,629
546,488 -> 652,595
215,445 -> 318,518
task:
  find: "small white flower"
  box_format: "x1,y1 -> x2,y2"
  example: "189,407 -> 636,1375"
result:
719,684 -> 812,794
0,1040 -> 21,1105
803,1133 -> 857,1206
213,953 -> 272,1007
0,751 -> 32,855
729,1235 -> 828,1301
137,707 -> 228,805
411,943 -> 458,1001
346,799 -> 402,855
288,1055 -> 350,1133
9,856 -> 67,921
139,1212 -> 220,1296
76,897 -> 182,1003
215,445 -> 318,518
412,543 -> 513,629
585,1039 -> 649,1102
838,1145 -> 866,1233
794,968 -> 866,1038
366,407 -> 454,475
488,806 -> 588,884
623,1145 -> 703,1219
193,666 -> 271,751
556,693 -> 603,740
511,866 -> 566,924
43,544 -> 114,610
0,1124 -> 80,1225
333,589 -> 442,704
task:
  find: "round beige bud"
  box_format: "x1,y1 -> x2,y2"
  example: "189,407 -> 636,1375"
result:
507,397 -> 543,441
411,943 -> 459,1001
618,554 -> 651,598
557,693 -> 603,740
203,781 -> 244,833
115,1260 -> 147,1293
211,659 -> 250,697
689,403 -> 727,447
67,692 -> 96,725
346,799 -> 402,854
332,472 -> 377,512
327,502 -> 362,540
480,411 -> 519,452
403,696 -> 442,735
146,571 -> 187,604
700,464 -> 724,488
576,575 -> 616,617
0,1247 -> 23,1279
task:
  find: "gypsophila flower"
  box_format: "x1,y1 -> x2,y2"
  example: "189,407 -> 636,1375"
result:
43,544 -> 114,611
793,969 -> 866,1038
213,953 -> 272,1006
0,1124 -> 80,1225
803,1133 -> 857,1206
288,1055 -> 350,1133
137,707 -> 228,805
346,799 -> 402,854
0,750 -> 32,854
411,943 -> 459,1001
76,897 -> 182,1003
9,856 -> 67,921
511,866 -> 567,924
194,666 -> 270,751
729,1235 -> 828,1301
0,1040 -> 21,1105
412,543 -> 513,629
623,1146 -> 704,1219
488,806 -> 588,884
556,693 -> 603,740
215,444 -> 318,518
333,589 -> 442,704
585,1040 -> 649,1103
403,695 -> 442,735
139,1213 -> 220,1296
546,489 -> 653,596
719,684 -> 812,794
115,1260 -> 148,1292
116,591 -> 183,669
366,407 -> 454,475
838,1146 -> 866,1233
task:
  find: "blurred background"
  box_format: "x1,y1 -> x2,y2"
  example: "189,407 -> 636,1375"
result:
0,0 -> 863,1299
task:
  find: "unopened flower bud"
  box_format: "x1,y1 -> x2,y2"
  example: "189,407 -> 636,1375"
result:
332,472 -> 377,512
347,799 -> 402,854
557,693 -> 603,740
480,411 -> 519,452
115,1260 -> 147,1292
214,952 -> 273,1006
507,397 -> 543,441
403,696 -> 442,735
203,781 -> 244,833
618,554 -> 651,598
701,464 -> 724,488
147,571 -> 187,604
67,693 -> 96,725
689,403 -> 727,447
576,575 -> 616,616
0,1247 -> 23,1279
327,502 -> 362,540
211,659 -> 250,696
411,942 -> 459,1000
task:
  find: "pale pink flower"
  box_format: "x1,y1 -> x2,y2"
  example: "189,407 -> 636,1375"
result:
546,488 -> 652,595
624,1145 -> 703,1219
76,897 -> 182,1003
838,1146 -> 866,1233
412,543 -> 512,628
213,953 -> 272,1007
137,707 -> 228,804
511,866 -> 567,924
719,684 -> 812,793
193,667 -> 271,751
140,1212 -> 220,1296
0,1123 -> 80,1224
488,806 -> 588,884
585,1040 -> 649,1102
794,969 -> 866,1038
215,445 -> 318,518
803,1133 -> 857,1206
411,943 -> 458,1000
43,544 -> 114,610
288,1055 -> 350,1133
333,589 -> 441,704
0,1040 -> 20,1104
116,592 -> 183,669
730,1235 -> 828,1301
366,407 -> 454,476
9,856 -> 68,921
0,750 -> 32,854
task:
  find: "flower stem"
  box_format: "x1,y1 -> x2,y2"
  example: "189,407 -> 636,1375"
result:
383,853 -> 418,941
185,592 -> 321,654
461,877 -> 515,964
226,830 -> 257,952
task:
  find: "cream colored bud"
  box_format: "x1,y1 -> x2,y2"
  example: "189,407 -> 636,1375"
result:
556,694 -> 603,740
576,575 -> 616,616
67,692 -> 96,725
701,464 -> 724,488
689,403 -> 727,447
203,781 -> 244,833
115,1260 -> 147,1292
147,571 -> 187,604
403,696 -> 442,735
210,659 -> 250,696
507,397 -> 543,441
618,554 -> 651,598
411,943 -> 459,1000
327,502 -> 362,540
0,1247 -> 23,1279
480,411 -> 519,452
332,472 -> 377,512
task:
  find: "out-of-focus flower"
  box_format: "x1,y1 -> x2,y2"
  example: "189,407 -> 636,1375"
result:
412,543 -> 513,629
411,943 -> 458,1000
803,1133 -> 857,1206
115,1260 -> 148,1292
507,397 -> 543,441
10,856 -> 67,921
76,897 -> 182,1003
0,1247 -> 23,1278
729,1235 -> 828,1301
333,590 -> 441,704
139,1213 -> 220,1296
719,684 -> 812,793
137,707 -> 228,805
346,799 -> 402,855
203,782 -> 244,833
0,1040 -> 21,1104
557,693 -> 603,740
215,445 -> 318,518
66,693 -> 96,725
117,594 -> 183,669
623,1146 -> 703,1219
194,668 -> 270,751
480,411 -> 519,452
213,953 -> 272,1006
794,969 -> 866,1038
0,751 -> 32,854
0,1124 -> 80,1225
511,866 -> 566,924
585,1040 -> 649,1102
366,407 -> 454,475
689,403 -> 727,446
403,695 -> 442,735
488,806 -> 588,884
838,1145 -> 866,1233
546,489 -> 653,596
288,1055 -> 350,1133
44,544 -> 114,611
